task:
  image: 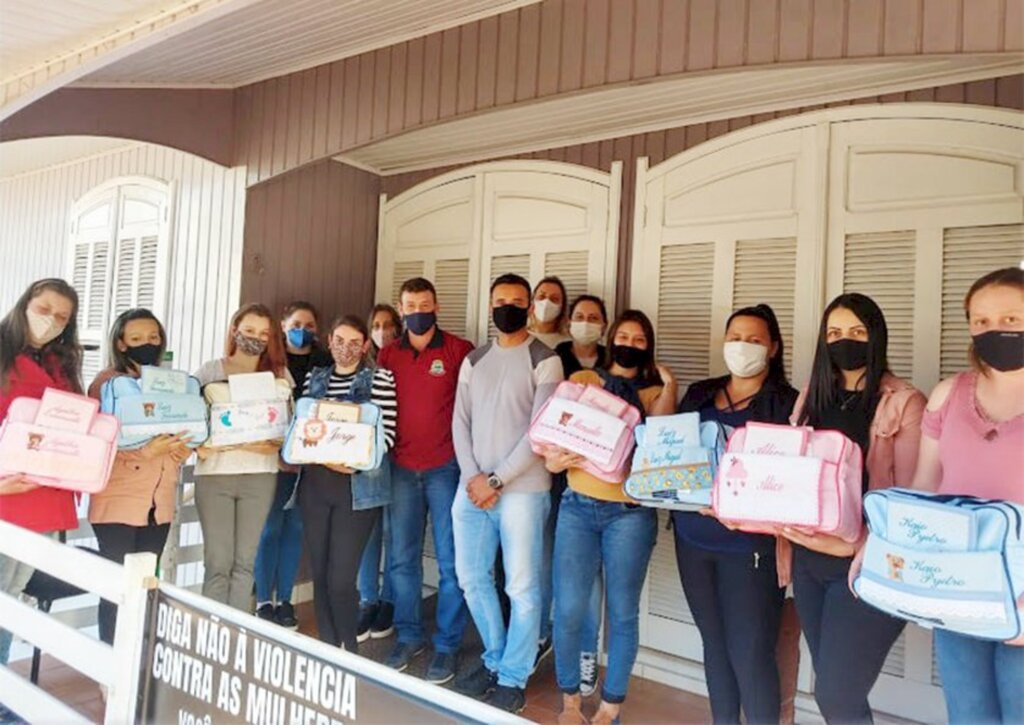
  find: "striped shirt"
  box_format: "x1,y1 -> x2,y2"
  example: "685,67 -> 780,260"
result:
302,367 -> 398,450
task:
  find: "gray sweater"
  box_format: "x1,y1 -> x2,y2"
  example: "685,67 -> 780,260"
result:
452,336 -> 563,492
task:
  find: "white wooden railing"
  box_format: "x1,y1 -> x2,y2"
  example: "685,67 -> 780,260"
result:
0,519 -> 155,724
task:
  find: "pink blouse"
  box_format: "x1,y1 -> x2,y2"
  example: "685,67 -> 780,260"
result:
922,371 -> 1024,503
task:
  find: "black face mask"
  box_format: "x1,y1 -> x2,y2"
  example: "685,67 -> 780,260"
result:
611,344 -> 649,370
973,330 -> 1024,372
828,338 -> 869,371
493,304 -> 529,334
126,343 -> 162,367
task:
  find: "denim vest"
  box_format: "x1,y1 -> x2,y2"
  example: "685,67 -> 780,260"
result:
304,364 -> 391,511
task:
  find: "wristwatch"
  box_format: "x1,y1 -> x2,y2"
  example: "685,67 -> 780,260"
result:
486,472 -> 504,491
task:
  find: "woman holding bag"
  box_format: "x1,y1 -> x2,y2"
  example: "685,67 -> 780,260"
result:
194,304 -> 292,611
0,278 -> 82,667
88,309 -> 191,644
542,310 -> 676,725
783,293 -> 925,723
300,314 -> 397,652
908,267 -> 1023,724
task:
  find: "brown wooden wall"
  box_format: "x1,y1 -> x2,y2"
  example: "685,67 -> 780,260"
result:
240,159 -> 381,324
235,0 -> 1022,185
381,75 -> 1024,307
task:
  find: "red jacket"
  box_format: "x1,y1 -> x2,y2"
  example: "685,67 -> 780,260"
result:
0,354 -> 79,533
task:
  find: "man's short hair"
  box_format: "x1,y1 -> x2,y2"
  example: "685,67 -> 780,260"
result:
398,277 -> 437,302
489,273 -> 531,299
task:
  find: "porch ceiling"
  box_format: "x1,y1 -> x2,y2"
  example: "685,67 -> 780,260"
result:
0,136 -> 138,178
74,0 -> 541,87
336,54 -> 1024,176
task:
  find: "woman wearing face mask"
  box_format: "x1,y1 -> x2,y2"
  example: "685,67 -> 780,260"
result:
544,294 -> 609,695
907,268 -> 1023,724
87,309 -> 190,645
782,293 -> 924,724
254,302 -> 331,629
193,304 -> 292,611
671,304 -> 797,725
301,315 -> 397,651
529,277 -> 571,349
369,304 -> 401,361
0,278 -> 82,667
356,303 -> 402,642
543,310 -> 677,725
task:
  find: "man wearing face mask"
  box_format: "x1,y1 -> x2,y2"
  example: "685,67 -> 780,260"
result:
450,273 -> 564,714
376,278 -> 475,683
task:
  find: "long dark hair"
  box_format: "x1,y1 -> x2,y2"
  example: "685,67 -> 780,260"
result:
604,309 -> 661,386
108,309 -> 167,373
726,304 -> 789,386
0,278 -> 82,393
799,293 -> 889,425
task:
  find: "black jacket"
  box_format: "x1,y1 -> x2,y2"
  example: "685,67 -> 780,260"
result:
678,374 -> 798,424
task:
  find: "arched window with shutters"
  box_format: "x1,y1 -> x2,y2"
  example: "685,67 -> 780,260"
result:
67,177 -> 172,384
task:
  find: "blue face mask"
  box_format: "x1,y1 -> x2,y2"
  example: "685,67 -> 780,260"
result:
286,328 -> 315,348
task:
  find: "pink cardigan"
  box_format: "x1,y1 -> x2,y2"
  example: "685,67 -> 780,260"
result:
776,373 -> 926,585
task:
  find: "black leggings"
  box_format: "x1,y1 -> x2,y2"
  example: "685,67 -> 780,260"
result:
92,510 -> 170,645
674,537 -> 783,724
299,466 -> 380,651
792,545 -> 904,724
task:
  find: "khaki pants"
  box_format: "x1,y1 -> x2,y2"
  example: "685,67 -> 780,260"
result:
194,473 -> 276,612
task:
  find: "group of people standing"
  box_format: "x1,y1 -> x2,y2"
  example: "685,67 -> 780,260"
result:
0,263 -> 1021,724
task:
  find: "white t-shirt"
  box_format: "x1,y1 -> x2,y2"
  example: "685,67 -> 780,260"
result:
193,358 -> 294,476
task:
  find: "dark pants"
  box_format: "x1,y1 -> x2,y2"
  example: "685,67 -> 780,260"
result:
792,546 -> 904,724
299,466 -> 380,651
674,539 -> 783,724
93,510 -> 170,645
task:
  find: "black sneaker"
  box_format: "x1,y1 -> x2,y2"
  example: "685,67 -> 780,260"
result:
357,603 -> 378,644
452,662 -> 497,698
384,641 -> 425,672
275,601 -> 298,630
256,603 -> 276,622
579,651 -> 598,697
370,601 -> 394,639
425,651 -> 457,684
483,685 -> 526,714
532,636 -> 553,673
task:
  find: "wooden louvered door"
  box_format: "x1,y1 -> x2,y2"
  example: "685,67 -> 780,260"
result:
631,125 -> 823,662
826,116 -> 1023,722
68,191 -> 117,386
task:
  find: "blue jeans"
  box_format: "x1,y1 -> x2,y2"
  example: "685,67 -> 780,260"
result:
934,629 -> 1024,724
390,459 -> 467,652
357,506 -> 393,605
541,482 -> 603,650
253,472 -> 303,604
553,491 -> 656,704
453,486 -> 550,688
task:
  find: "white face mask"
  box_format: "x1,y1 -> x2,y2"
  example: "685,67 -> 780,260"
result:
570,321 -> 603,346
533,298 -> 561,324
371,329 -> 392,350
723,340 -> 769,378
26,309 -> 65,346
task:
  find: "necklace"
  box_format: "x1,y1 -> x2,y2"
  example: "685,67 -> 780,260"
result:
839,390 -> 861,410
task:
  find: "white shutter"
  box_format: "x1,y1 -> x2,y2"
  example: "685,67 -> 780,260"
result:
647,513 -> 690,624
434,258 -> 471,339
69,180 -> 170,383
843,231 -> 916,379
544,250 -> 590,305
657,243 -> 715,390
390,261 -> 425,306
733,237 -> 797,365
881,632 -> 906,678
940,224 -> 1024,377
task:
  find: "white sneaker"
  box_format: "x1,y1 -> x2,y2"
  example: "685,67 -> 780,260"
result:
579,651 -> 598,697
